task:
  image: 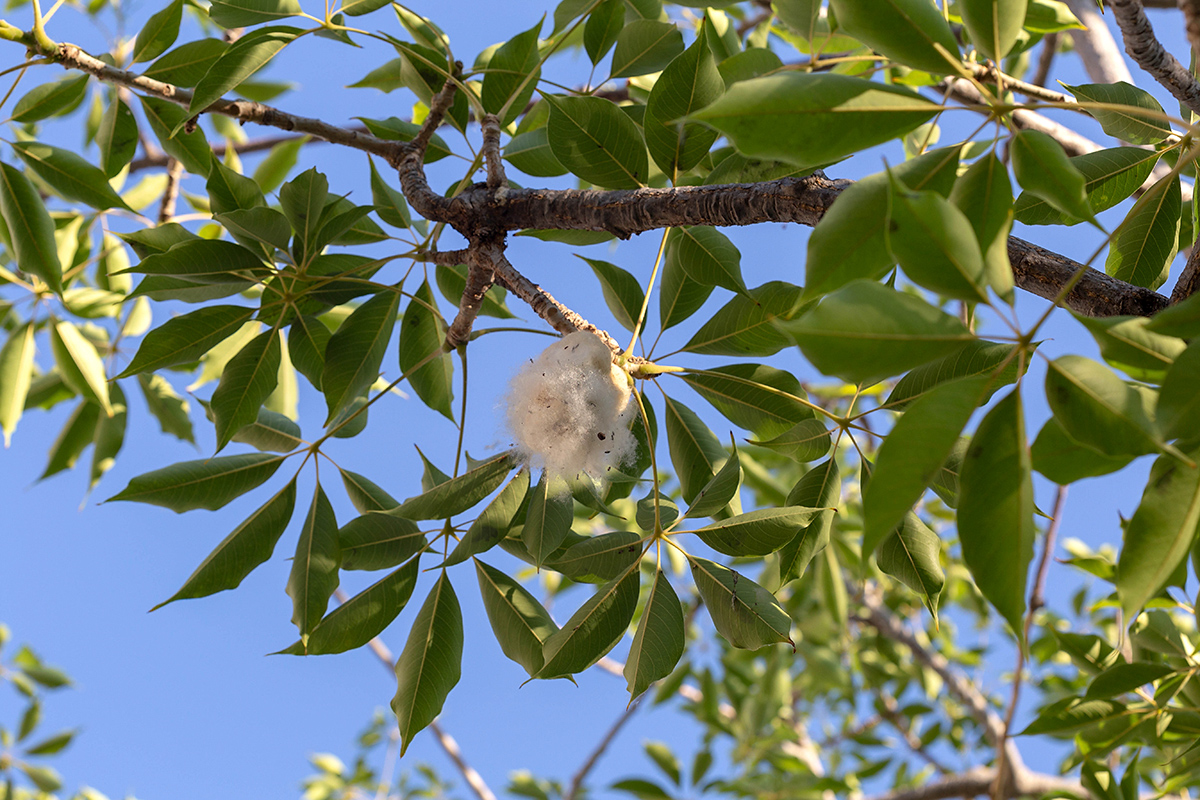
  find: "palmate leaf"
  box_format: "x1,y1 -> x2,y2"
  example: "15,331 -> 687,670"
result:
143,39 -> 229,87
392,573 -> 463,755
545,95 -> 649,189
399,280 -> 454,420
208,0 -> 302,28
665,227 -> 745,295
51,320 -> 112,416
1045,355 -> 1164,457
778,457 -> 840,584
118,306 -> 255,378
89,382 -> 127,491
0,162 -> 62,294
680,364 -> 812,440
12,142 -> 132,212
286,483 -> 341,640
0,322 -> 36,447
887,176 -> 988,303
475,559 -> 558,677
659,248 -> 712,331
132,0 -> 183,62
689,556 -> 791,650
578,256 -> 644,332
863,377 -> 989,556
682,281 -> 803,357
662,394 -> 730,506
154,478 -> 297,608
950,152 -> 1014,302
107,453 -> 285,512
1011,130 -> 1095,226
828,0 -> 959,73
877,513 -> 944,619
339,512 -> 425,570
322,289 -> 399,425
643,29 -> 723,176
139,96 -> 213,177
278,555 -> 420,655
691,507 -> 824,557
547,531 -> 643,583
959,0 -> 1027,61
610,19 -> 685,79
340,468 -> 400,513
11,75 -> 88,123
444,469 -> 530,567
1117,450 -> 1200,620
1105,173 -> 1181,291
957,390 -> 1034,643
481,19 -> 541,125
1076,314 -> 1185,383
748,418 -> 831,462
1066,82 -> 1172,146
625,570 -> 685,701
40,400 -> 100,480
96,97 -> 138,178
390,453 -> 514,520
1031,417 -> 1133,485
690,73 -> 937,167
1014,147 -> 1160,226
211,328 -> 281,451
538,567 -> 639,679
523,472 -> 574,569
885,339 -> 1024,410
683,441 -> 742,520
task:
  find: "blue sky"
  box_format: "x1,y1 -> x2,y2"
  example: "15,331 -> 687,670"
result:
1,1 -> 1194,798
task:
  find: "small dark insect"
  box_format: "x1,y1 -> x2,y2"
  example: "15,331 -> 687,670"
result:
597,432 -> 606,440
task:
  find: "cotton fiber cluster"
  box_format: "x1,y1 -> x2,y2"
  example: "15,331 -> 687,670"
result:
505,331 -> 635,480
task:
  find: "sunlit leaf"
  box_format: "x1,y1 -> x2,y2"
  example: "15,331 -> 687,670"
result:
392,573 -> 463,755
689,556 -> 791,649
287,483 -> 341,639
625,570 -> 685,701
475,559 -> 557,676
107,453 -> 284,512
539,567 -> 639,678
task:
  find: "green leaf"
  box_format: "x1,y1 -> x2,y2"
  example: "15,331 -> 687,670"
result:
340,468 -> 399,513
1076,314 -> 1185,383
539,568 -> 639,678
624,570 -> 685,701
1158,340 -> 1200,442
1045,355 -> 1163,457
89,381 -> 127,490
209,0 -> 301,27
690,73 -> 937,167
610,19 -> 685,78
885,339 -> 1024,411
680,364 -> 812,440
662,394 -> 730,505
322,289 -> 398,425
665,227 -> 744,294
523,473 -> 574,568
828,0 -> 959,73
779,458 -> 840,583
547,531 -> 643,583
144,39 -> 230,87
545,95 -> 649,189
23,728 -> 76,756
960,0 -> 1028,60
950,153 -> 1014,302
475,559 -> 558,676
888,176 -> 988,303
281,555 -> 420,655
132,0 -> 183,62
0,323 -> 36,447
584,0 -> 624,64
391,453 -> 514,520
689,556 -> 791,649
481,19 -> 542,125
367,156 -> 412,228
684,440 -> 742,520
1011,130 -> 1094,225
155,478 -> 297,607
804,147 -> 960,299
575,256 -> 644,332
444,469 -> 530,567
118,306 -> 254,378
1066,82 -> 1172,145
399,280 -> 454,420
783,281 -> 973,385
659,245 -> 713,331
683,281 -> 803,357
19,765 -> 62,793
13,140 -> 132,212
51,320 -> 111,415
339,512 -> 425,570
864,377 -> 988,556
957,390 -> 1035,642
252,136 -> 305,192
211,328 -> 281,451
749,418 -> 831,462
356,117 -> 452,162
1105,173 -> 1181,291
287,483 -> 341,639
503,128 -> 567,178
644,30 -> 723,176
1014,147 -> 1160,226
96,97 -> 138,178
0,162 -> 62,294
1085,662 -> 1174,700
692,507 -> 824,556
40,400 -> 100,480
207,158 -> 266,215
11,76 -> 88,123
1031,417 -> 1133,484
1117,450 -> 1200,620
139,96 -> 213,177
392,573 -> 463,755
106,453 -> 284,512
877,513 -> 944,618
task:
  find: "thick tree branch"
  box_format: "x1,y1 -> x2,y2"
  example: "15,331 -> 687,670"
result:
1182,0 -> 1200,60
864,767 -> 1086,800
1111,0 -> 1200,115
1007,236 -> 1169,316
1067,0 -> 1136,86
1171,236 -> 1200,302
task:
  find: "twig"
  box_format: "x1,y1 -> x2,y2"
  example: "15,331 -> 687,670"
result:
1067,0 -> 1136,86
563,697 -> 643,800
991,485 -> 1068,800
864,767 -> 1085,800
1030,32 -> 1059,88
965,62 -> 1076,105
333,589 -> 498,800
444,243 -> 499,349
157,158 -> 182,224
1110,0 -> 1200,115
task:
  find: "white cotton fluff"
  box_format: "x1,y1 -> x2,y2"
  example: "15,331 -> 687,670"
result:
505,331 -> 635,481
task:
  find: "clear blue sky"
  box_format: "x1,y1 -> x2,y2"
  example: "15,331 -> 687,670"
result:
0,2 -> 1192,798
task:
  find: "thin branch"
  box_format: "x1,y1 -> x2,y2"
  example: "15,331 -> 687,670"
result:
1067,0 -> 1136,86
991,485 -> 1068,800
1111,0 -> 1200,115
335,590 -> 499,800
157,158 -> 182,224
945,79 -> 1100,157
1031,32 -> 1060,88
445,243 -> 499,349
563,697 -> 643,800
481,113 -> 505,192
965,62 -> 1076,105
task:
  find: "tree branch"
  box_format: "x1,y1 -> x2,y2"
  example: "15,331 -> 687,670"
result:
1111,0 -> 1200,115
1182,0 -> 1200,61
1066,0 -> 1136,86
1170,234 -> 1200,303
864,767 -> 1086,800
1030,32 -> 1060,88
